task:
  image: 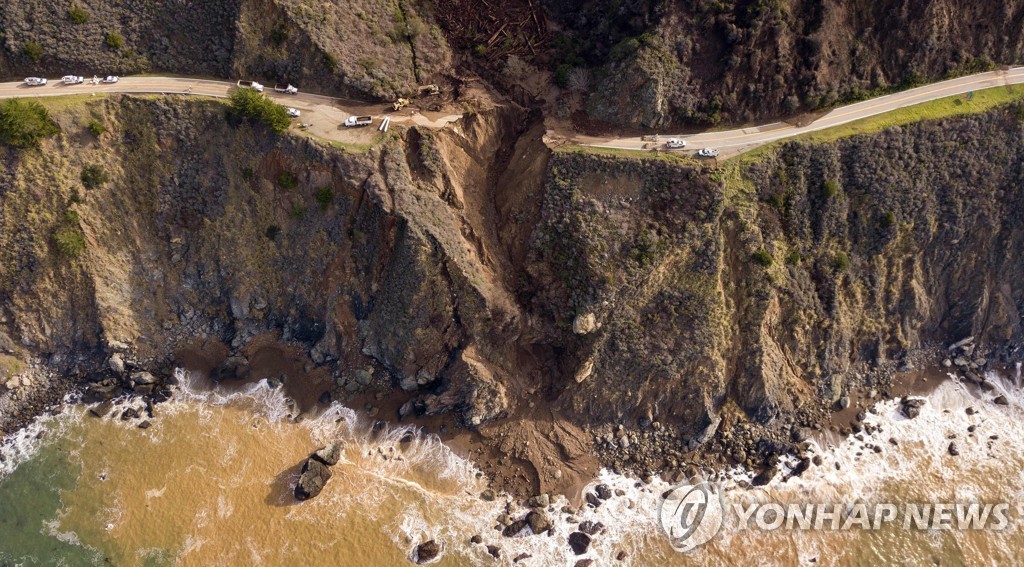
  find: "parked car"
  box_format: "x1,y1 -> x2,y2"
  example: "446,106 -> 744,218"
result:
344,115 -> 373,127
287,108 -> 301,118
275,83 -> 298,94
665,138 -> 686,149
236,80 -> 264,92
24,77 -> 47,86
62,75 -> 85,85
102,76 -> 119,83
697,148 -> 720,158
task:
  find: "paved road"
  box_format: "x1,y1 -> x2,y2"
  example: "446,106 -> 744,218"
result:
0,76 -> 462,143
579,66 -> 1024,157
3,68 -> 1023,155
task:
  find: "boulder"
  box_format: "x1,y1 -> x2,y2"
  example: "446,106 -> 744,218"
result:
89,401 -> 113,418
947,442 -> 960,456
994,395 -> 1010,406
751,463 -> 778,486
572,313 -> 598,335
130,371 -> 157,386
514,553 -> 532,563
568,531 -> 591,555
486,545 -> 500,559
415,540 -> 440,564
295,457 -> 333,500
595,484 -> 612,500
108,353 -> 125,374
899,398 -> 926,419
526,510 -> 551,534
502,518 -> 528,537
526,493 -> 549,508
311,443 -> 343,466
574,359 -> 595,383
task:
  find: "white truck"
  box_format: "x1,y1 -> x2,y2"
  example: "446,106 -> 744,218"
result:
274,83 -> 298,94
62,75 -> 85,85
24,77 -> 47,86
344,115 -> 373,127
237,80 -> 264,92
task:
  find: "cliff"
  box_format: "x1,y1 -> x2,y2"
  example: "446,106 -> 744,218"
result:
2,94 -> 1023,486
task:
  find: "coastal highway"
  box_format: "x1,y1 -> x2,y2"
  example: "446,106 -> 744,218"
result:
0,76 -> 462,143
579,66 -> 1024,157
3,67 -> 1024,155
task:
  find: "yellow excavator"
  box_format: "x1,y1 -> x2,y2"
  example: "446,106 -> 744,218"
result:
391,86 -> 440,111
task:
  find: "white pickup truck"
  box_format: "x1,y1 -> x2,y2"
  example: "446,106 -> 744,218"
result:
24,77 -> 47,86
344,115 -> 373,127
274,83 -> 298,94
62,75 -> 85,85
237,80 -> 264,92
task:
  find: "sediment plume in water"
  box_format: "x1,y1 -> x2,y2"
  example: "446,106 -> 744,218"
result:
1,369 -> 1023,565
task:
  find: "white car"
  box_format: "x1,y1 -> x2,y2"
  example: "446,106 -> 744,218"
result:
102,76 -> 119,83
24,77 -> 47,86
665,138 -> 686,149
287,108 -> 301,118
62,75 -> 85,85
697,148 -> 720,158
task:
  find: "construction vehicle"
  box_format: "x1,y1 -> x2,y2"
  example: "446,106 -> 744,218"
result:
237,80 -> 264,92
392,97 -> 411,111
418,84 -> 440,96
344,115 -> 373,127
274,83 -> 298,94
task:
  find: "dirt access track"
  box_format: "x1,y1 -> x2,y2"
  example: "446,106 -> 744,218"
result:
2,66 -> 1024,155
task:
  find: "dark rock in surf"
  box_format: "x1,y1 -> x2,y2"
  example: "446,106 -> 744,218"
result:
295,457 -> 333,500
994,395 -> 1009,406
311,443 -> 343,466
899,398 -> 926,419
526,510 -> 551,534
568,531 -> 591,555
414,540 -> 440,563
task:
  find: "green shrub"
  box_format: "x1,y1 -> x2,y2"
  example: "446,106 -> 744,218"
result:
105,32 -> 124,49
80,164 -> 109,189
554,64 -> 572,88
473,44 -> 488,58
0,99 -> 60,148
242,167 -> 254,180
53,210 -> 85,258
86,120 -> 105,137
324,53 -> 338,71
822,179 -> 839,199
785,249 -> 801,266
228,88 -> 291,133
23,41 -> 43,62
290,204 -> 307,220
1015,104 -> 1024,122
832,251 -> 851,272
68,5 -> 90,24
314,186 -> 333,211
265,225 -> 281,240
880,211 -> 896,229
269,24 -> 288,46
277,172 -> 298,190
752,250 -> 773,267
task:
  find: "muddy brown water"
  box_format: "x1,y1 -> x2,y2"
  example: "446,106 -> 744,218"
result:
2,366 -> 1024,565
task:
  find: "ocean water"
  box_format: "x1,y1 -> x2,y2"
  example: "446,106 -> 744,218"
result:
1,367 -> 1022,565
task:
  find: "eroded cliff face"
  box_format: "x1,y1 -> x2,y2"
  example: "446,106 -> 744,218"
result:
2,96 -> 1023,481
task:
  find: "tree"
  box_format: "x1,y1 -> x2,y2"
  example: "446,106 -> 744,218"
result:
228,88 -> 291,133
0,99 -> 60,148
23,41 -> 43,62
